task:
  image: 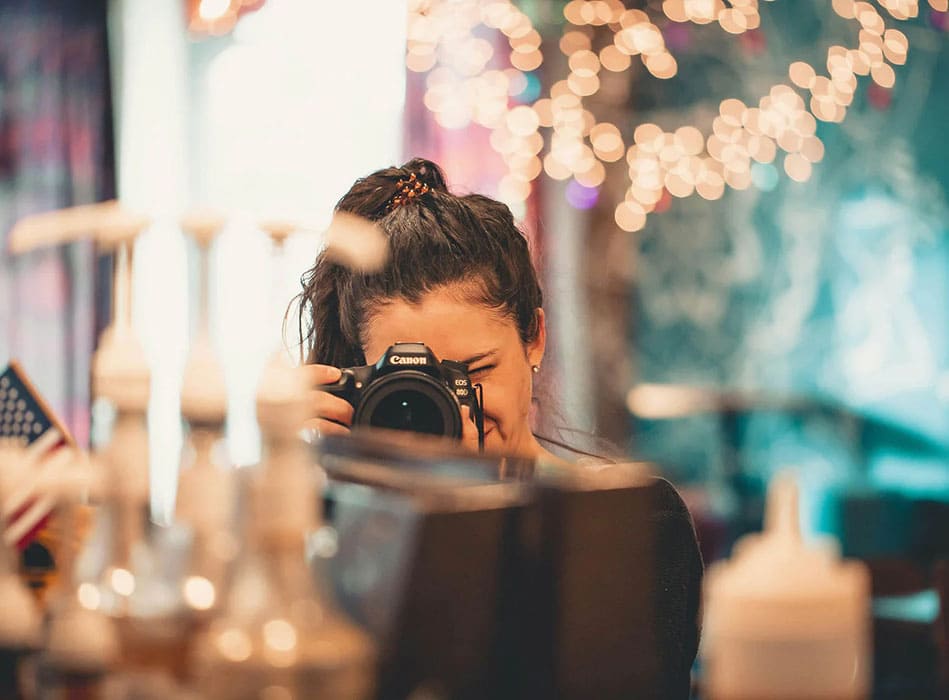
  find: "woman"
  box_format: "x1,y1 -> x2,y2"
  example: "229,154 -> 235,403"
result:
296,158 -> 702,697
298,157 -> 554,462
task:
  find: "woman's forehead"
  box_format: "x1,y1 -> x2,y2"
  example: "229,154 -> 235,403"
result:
362,288 -> 518,363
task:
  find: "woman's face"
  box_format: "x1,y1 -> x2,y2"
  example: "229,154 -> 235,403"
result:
362,284 -> 546,458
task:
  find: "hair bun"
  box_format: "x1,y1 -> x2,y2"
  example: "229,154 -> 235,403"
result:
401,158 -> 448,194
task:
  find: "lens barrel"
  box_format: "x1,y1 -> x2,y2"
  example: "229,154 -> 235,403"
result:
353,371 -> 463,439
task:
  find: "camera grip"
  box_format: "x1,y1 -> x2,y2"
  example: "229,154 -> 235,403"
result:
319,372 -> 356,403
318,366 -> 376,408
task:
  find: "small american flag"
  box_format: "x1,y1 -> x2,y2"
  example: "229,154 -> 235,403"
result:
0,360 -> 74,550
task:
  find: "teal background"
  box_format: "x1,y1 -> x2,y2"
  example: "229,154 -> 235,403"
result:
624,3 -> 949,539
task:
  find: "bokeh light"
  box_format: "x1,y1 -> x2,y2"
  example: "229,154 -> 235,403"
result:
565,180 -> 601,209
411,0 -> 919,228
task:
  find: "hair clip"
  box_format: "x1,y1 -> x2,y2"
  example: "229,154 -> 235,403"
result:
386,172 -> 431,212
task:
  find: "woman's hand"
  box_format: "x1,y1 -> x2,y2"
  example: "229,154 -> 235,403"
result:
461,405 -> 482,453
302,364 -> 355,437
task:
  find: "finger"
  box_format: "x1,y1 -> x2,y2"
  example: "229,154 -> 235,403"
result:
308,390 -> 355,426
302,363 -> 343,387
460,405 -> 480,453
303,418 -> 351,438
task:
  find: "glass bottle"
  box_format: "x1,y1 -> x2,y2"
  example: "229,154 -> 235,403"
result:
175,423 -> 236,618
80,403 -> 190,689
175,209 -> 235,625
191,356 -> 376,699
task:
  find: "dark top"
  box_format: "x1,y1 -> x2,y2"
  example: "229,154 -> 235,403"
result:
647,477 -> 704,698
320,433 -> 704,698
521,462 -> 704,699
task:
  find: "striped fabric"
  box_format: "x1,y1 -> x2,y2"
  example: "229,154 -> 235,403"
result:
0,0 -> 115,449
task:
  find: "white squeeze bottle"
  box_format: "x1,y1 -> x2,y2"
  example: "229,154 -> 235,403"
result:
702,471 -> 871,700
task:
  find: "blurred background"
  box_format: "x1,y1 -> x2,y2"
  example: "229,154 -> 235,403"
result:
1,0 -> 947,686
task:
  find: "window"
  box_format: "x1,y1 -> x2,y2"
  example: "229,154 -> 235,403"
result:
113,0 -> 407,519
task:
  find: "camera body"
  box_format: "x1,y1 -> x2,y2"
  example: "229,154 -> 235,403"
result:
321,342 -> 485,447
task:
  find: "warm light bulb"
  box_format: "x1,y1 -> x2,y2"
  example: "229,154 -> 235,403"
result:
614,200 -> 648,232
263,618 -> 298,652
216,627 -> 253,663
110,567 -> 135,597
78,582 -> 101,610
184,575 -> 217,611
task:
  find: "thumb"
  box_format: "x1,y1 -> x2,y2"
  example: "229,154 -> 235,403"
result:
304,363 -> 343,387
460,405 -> 481,453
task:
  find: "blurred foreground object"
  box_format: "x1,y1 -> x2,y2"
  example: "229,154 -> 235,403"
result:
174,210 -> 235,621
0,450 -> 42,699
7,201 -> 149,255
37,451 -> 121,699
321,211 -> 389,273
7,201 -> 118,254
0,361 -> 80,608
702,471 -> 871,699
185,0 -> 267,35
1,362 -> 75,551
318,432 -> 701,699
190,355 -> 376,698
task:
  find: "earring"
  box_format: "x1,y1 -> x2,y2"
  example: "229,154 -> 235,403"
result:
531,365 -> 540,374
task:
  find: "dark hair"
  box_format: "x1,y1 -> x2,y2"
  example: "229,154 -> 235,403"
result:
295,158 -> 543,368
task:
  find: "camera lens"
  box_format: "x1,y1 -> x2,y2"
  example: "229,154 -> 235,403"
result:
369,390 -> 445,435
354,372 -> 462,439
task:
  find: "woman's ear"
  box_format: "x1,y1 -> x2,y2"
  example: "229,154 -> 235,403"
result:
527,308 -> 546,369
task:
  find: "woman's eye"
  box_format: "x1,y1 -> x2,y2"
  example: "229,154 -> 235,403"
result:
469,365 -> 494,376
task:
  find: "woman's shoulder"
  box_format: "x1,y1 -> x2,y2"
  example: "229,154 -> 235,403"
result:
546,453 -> 702,565
563,460 -> 704,697
642,475 -> 698,524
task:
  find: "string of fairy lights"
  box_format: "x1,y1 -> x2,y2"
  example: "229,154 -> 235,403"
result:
407,0 -> 947,231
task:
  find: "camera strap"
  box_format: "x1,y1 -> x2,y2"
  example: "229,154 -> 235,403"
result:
474,383 -> 485,452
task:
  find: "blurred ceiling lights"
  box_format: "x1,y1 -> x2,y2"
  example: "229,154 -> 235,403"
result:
408,0 -> 942,231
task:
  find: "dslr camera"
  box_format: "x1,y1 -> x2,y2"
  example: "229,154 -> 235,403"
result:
321,343 -> 485,448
